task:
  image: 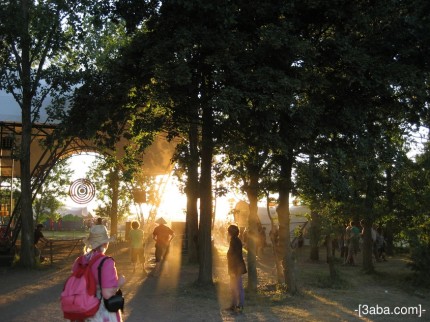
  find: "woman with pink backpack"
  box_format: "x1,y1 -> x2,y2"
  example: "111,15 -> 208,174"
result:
62,224 -> 125,321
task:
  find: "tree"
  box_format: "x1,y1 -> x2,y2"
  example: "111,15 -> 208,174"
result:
173,138 -> 200,264
287,0 -> 430,274
219,113 -> 277,291
0,0 -> 100,267
87,156 -> 133,235
33,159 -> 73,224
113,0 -> 240,284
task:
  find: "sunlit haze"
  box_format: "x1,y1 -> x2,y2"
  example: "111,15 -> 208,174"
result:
66,153 -> 234,223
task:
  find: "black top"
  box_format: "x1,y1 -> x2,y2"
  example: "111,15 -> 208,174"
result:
34,229 -> 44,244
227,236 -> 247,275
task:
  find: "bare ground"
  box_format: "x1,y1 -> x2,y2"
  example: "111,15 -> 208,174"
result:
0,239 -> 428,322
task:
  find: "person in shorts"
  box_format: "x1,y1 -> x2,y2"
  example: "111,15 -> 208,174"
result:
129,220 -> 146,274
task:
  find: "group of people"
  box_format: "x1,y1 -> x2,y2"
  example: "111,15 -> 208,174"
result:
60,217 -> 175,322
55,217 -> 247,321
129,220 -> 247,315
128,217 -> 175,276
342,220 -> 387,266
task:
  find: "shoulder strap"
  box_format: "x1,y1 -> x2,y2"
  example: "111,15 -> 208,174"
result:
97,256 -> 113,297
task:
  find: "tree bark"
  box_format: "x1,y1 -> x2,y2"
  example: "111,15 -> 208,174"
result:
110,169 -> 119,238
309,211 -> 321,261
197,104 -> 213,285
362,177 -> 375,273
385,167 -> 394,255
19,0 -> 36,268
278,153 -> 298,294
384,222 -> 394,256
186,121 -> 199,264
267,195 -> 283,282
326,234 -> 337,279
245,170 -> 260,292
362,221 -> 374,273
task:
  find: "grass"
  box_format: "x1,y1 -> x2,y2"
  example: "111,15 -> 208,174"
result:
42,230 -> 87,239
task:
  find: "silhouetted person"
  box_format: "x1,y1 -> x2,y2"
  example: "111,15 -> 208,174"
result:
225,224 -> 247,313
34,223 -> 49,262
151,217 -> 174,276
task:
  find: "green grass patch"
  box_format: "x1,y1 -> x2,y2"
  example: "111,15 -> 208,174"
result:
43,230 -> 87,239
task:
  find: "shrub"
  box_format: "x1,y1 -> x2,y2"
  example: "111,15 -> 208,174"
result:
62,214 -> 82,222
407,217 -> 430,287
408,242 -> 430,287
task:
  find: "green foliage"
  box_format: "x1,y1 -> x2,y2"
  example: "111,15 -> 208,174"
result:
33,159 -> 73,223
378,142 -> 430,251
61,214 -> 82,222
292,0 -> 430,232
0,0 -> 103,121
407,216 -> 430,287
86,156 -> 134,221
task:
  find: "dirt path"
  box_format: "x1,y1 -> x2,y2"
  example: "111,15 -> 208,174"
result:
0,242 -> 428,322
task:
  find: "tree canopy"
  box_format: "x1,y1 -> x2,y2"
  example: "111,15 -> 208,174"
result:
3,0 -> 429,287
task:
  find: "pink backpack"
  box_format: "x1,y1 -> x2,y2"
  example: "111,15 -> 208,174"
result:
60,253 -> 104,320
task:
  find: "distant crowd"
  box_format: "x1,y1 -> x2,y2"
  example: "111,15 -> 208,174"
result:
213,218 -> 388,267
338,220 -> 387,266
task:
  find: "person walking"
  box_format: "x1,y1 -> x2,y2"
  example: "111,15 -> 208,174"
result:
74,225 -> 126,321
129,220 -> 146,274
344,221 -> 360,266
226,224 -> 247,313
151,217 -> 174,277
376,227 -> 388,262
34,223 -> 49,262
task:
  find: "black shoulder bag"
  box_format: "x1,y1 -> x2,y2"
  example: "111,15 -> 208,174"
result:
98,257 -> 125,313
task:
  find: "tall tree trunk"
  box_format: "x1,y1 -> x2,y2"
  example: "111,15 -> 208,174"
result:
309,211 -> 321,261
110,169 -> 119,238
278,153 -> 298,294
385,167 -> 394,255
384,222 -> 394,256
362,221 -> 374,273
326,234 -> 337,279
197,104 -> 213,284
19,0 -> 35,268
266,194 -> 283,282
308,155 -> 320,261
362,178 -> 375,273
186,121 -> 199,263
245,170 -> 259,292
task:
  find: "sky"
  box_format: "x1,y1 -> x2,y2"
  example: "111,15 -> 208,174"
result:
65,153 -> 234,223
0,89 -> 51,123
